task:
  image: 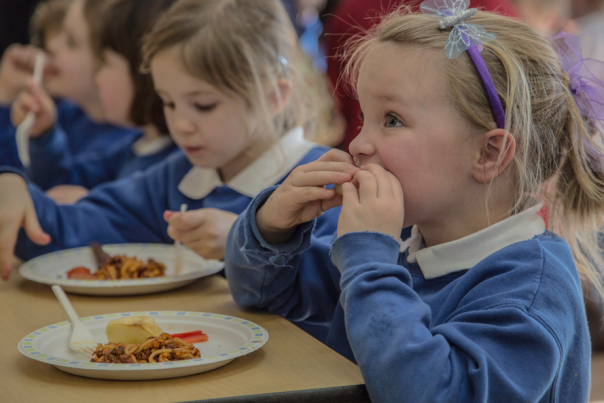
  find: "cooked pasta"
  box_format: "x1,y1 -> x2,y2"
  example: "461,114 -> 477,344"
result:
90,333 -> 201,363
94,255 -> 166,280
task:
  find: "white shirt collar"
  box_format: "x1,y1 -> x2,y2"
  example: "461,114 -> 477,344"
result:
178,127 -> 315,199
404,203 -> 546,279
131,136 -> 173,156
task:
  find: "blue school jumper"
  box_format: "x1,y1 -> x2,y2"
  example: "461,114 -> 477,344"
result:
0,127 -> 327,261
0,102 -> 138,169
224,188 -> 590,403
28,131 -> 179,190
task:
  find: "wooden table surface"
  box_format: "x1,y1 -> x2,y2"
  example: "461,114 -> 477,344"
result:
0,264 -> 365,402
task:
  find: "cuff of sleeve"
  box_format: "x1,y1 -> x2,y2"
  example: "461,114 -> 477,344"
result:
29,126 -> 58,147
246,186 -> 315,258
331,232 -> 401,275
0,166 -> 28,181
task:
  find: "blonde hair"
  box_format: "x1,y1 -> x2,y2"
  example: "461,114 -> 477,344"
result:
142,0 -> 311,155
29,0 -> 73,48
344,8 -> 604,298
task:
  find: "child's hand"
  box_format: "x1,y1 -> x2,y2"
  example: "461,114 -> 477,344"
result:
337,164 -> 405,240
164,208 -> 238,260
0,45 -> 46,105
0,174 -> 51,280
46,185 -> 90,204
256,149 -> 359,244
11,82 -> 56,137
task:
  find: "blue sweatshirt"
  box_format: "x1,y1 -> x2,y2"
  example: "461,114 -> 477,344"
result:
0,102 -> 138,170
4,127 -> 327,261
225,188 -> 590,403
28,130 -> 179,190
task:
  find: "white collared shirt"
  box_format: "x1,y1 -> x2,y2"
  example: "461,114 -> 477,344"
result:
131,136 -> 174,156
178,127 -> 316,199
404,204 -> 546,279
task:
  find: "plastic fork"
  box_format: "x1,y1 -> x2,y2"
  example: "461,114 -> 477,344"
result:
51,285 -> 97,355
16,51 -> 45,168
174,203 -> 188,275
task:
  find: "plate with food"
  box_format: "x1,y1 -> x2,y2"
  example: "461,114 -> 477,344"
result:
18,311 -> 268,380
19,243 -> 224,296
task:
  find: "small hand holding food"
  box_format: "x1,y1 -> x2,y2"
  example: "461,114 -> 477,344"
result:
164,208 -> 238,260
338,164 -> 405,240
256,149 -> 360,244
0,174 -> 51,280
0,44 -> 53,105
11,82 -> 57,138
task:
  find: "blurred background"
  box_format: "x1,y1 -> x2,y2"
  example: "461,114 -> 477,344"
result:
0,0 -> 602,149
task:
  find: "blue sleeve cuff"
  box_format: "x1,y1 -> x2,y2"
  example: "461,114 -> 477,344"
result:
0,165 -> 28,181
29,125 -> 60,147
331,232 -> 401,275
243,186 -> 316,266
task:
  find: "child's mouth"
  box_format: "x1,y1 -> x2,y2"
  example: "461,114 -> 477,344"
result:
184,146 -> 204,154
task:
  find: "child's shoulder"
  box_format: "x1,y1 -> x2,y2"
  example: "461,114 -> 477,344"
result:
470,231 -> 584,337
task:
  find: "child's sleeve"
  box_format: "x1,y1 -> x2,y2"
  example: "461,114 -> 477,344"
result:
225,187 -> 342,326
27,126 -> 127,190
9,161 -> 172,261
331,232 -> 562,403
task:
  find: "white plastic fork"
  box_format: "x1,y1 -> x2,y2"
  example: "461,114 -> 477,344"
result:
51,285 -> 97,355
16,51 -> 45,168
174,203 -> 188,275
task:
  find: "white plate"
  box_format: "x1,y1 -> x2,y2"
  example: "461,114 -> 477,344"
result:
19,244 -> 224,296
18,311 -> 269,380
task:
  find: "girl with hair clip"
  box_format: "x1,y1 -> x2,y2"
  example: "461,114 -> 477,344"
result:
6,0 -> 138,171
11,0 -> 180,204
224,1 -> 604,401
0,0 -> 332,281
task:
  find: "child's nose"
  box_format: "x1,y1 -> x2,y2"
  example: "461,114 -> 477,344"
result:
173,115 -> 195,135
349,129 -> 375,159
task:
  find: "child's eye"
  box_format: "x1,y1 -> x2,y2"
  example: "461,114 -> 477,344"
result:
194,103 -> 217,112
358,112 -> 365,122
162,102 -> 175,110
385,114 -> 404,128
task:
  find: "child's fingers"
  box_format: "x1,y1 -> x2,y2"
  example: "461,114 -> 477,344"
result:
22,207 -> 51,245
321,194 -> 344,211
168,210 -> 208,231
300,161 -> 359,176
295,186 -> 337,204
355,170 -> 377,204
316,148 -> 357,165
341,182 -> 360,205
362,164 -> 393,199
0,221 -> 19,281
290,171 -> 352,188
389,172 -> 404,203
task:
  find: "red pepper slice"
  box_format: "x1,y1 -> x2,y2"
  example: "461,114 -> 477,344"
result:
171,330 -> 205,338
171,330 -> 208,343
179,334 -> 209,343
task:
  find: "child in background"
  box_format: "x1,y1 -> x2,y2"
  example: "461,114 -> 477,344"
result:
12,0 -> 179,204
0,0 -> 331,280
1,0 -> 138,168
224,4 -> 603,401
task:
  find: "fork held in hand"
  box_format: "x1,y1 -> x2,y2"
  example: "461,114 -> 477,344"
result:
51,285 -> 98,355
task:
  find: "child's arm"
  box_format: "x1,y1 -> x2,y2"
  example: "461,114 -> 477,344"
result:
0,157 -> 185,278
225,187 -> 343,324
334,164 -> 562,402
226,149 -> 358,323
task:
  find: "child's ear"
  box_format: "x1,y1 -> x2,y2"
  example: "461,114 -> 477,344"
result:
472,129 -> 516,183
266,79 -> 292,116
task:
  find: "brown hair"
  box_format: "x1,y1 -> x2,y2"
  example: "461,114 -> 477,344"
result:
29,0 -> 74,48
94,0 -> 176,133
141,0 -> 311,154
344,8 -> 604,297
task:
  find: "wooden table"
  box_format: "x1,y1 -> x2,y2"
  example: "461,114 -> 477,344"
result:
0,264 -> 365,402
